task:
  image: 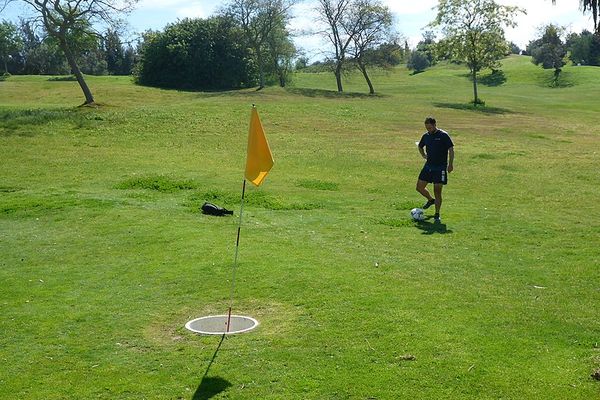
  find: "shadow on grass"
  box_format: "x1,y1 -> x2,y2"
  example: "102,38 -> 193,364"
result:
193,334 -> 231,400
433,102 -> 513,115
479,70 -> 507,87
285,87 -> 381,99
415,217 -> 453,235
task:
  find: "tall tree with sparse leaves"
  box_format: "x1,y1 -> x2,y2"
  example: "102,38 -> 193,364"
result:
431,0 -> 524,105
347,0 -> 393,94
315,0 -> 354,92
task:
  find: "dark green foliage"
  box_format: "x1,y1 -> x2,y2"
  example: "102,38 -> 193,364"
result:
407,51 -> 430,72
362,41 -> 405,68
566,30 -> 600,66
416,31 -> 437,66
135,17 -> 256,90
103,29 -> 135,75
0,21 -> 21,74
508,41 -> 521,55
11,20 -> 69,75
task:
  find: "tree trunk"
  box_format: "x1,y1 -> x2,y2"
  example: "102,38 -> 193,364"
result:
358,61 -> 374,95
278,70 -> 286,87
59,38 -> 95,105
257,49 -> 265,90
472,68 -> 479,105
335,62 -> 343,92
3,59 -> 7,74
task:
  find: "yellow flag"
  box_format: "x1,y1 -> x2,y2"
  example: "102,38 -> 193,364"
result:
245,107 -> 274,186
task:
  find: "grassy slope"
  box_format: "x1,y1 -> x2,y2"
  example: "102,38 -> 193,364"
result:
0,56 -> 599,399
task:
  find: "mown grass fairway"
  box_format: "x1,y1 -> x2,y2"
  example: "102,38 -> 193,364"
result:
1,56 -> 599,399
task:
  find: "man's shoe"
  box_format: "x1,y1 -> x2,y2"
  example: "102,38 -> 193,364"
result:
434,213 -> 441,223
423,199 -> 435,209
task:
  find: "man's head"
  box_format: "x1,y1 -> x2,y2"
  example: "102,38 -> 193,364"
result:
424,116 -> 437,133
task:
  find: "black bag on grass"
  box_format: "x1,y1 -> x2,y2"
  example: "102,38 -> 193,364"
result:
201,202 -> 233,216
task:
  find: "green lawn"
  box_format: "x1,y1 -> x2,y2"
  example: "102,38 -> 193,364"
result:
1,55 -> 599,399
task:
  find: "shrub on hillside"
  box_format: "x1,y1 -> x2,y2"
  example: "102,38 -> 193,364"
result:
407,51 -> 430,73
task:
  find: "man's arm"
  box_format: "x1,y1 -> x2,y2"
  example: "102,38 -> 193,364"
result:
448,147 -> 454,172
419,146 -> 427,160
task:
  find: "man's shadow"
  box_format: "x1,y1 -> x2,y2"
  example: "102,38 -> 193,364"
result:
415,217 -> 453,235
192,334 -> 231,400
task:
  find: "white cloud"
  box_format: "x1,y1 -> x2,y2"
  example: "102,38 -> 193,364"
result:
384,0 -> 437,16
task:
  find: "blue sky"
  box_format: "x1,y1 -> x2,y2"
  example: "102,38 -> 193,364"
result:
2,0 -> 594,61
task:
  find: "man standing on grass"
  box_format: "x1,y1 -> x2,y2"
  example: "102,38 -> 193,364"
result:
416,116 -> 454,223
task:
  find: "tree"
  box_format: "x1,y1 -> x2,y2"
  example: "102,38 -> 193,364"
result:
566,29 -> 600,65
104,29 -> 124,75
264,22 -> 296,86
15,0 -> 138,105
416,31 -> 437,65
0,20 -> 21,73
508,41 -> 521,54
14,19 -> 70,74
407,50 -> 430,73
363,40 -> 404,68
528,24 -> 567,81
431,0 -> 524,105
315,0 -> 354,92
294,55 -> 309,70
225,0 -> 294,89
552,1 -> 599,34
347,0 -> 393,94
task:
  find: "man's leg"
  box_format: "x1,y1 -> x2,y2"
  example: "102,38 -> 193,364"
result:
416,179 -> 434,203
433,183 -> 443,218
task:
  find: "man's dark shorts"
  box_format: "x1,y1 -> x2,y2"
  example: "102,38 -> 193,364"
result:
419,164 -> 448,184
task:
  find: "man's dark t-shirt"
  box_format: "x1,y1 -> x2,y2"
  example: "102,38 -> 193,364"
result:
418,129 -> 454,168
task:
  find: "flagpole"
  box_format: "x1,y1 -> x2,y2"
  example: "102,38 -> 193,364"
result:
227,178 -> 247,332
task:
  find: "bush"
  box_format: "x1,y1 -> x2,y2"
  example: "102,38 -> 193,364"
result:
135,17 -> 256,90
407,51 -> 430,73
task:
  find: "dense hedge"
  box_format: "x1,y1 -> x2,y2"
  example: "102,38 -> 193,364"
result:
135,17 -> 256,90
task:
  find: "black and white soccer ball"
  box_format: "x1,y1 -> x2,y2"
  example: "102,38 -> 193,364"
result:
410,208 -> 425,221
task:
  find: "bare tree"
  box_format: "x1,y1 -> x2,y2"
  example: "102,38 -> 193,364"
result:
315,0 -> 354,92
347,0 -> 392,94
15,0 -> 137,105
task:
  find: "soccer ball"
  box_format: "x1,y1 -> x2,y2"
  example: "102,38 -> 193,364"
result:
410,208 -> 425,221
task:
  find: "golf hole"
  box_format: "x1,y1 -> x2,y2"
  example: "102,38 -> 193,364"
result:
185,315 -> 259,335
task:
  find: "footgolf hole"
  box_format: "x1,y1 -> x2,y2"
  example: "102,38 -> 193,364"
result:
185,315 -> 259,335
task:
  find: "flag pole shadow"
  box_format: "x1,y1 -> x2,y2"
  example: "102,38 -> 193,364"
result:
192,334 -> 231,400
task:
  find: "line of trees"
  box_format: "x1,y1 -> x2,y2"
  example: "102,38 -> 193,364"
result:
0,19 -> 136,76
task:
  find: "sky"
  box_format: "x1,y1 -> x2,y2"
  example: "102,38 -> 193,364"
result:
1,0 -> 595,61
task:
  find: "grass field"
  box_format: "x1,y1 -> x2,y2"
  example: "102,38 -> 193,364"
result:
1,55 -> 599,399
